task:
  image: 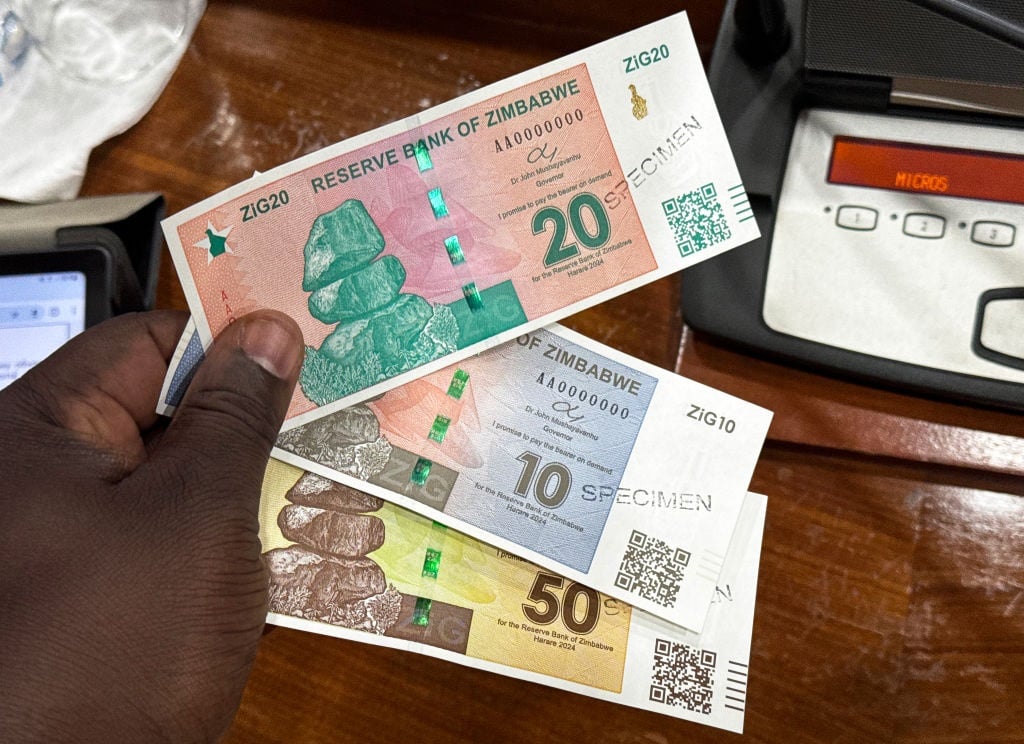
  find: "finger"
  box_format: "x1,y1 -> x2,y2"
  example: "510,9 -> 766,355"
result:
152,310 -> 303,502
0,311 -> 189,472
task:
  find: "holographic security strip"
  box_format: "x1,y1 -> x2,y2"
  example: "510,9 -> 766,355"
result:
444,235 -> 466,265
428,414 -> 451,443
412,596 -> 433,626
421,521 -> 448,579
446,369 -> 469,399
462,282 -> 483,311
413,522 -> 450,626
421,548 -> 442,578
428,187 -> 449,218
411,457 -> 432,485
413,140 -> 433,172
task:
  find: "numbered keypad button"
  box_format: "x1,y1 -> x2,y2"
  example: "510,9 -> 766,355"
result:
836,205 -> 878,230
971,221 -> 1015,248
902,213 -> 945,239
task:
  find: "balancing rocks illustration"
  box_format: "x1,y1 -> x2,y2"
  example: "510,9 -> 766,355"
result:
299,199 -> 460,405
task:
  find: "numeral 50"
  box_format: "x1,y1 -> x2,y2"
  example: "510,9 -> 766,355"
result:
522,571 -> 600,634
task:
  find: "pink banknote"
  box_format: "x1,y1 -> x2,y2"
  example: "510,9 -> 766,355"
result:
164,12 -> 759,429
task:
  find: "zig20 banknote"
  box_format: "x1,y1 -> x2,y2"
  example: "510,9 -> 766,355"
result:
163,11 -> 760,431
259,459 -> 767,733
160,320 -> 771,632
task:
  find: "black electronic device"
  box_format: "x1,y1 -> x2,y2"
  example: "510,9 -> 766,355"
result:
682,0 -> 1024,410
0,193 -> 164,388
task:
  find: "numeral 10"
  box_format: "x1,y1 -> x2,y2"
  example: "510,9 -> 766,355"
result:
515,452 -> 572,508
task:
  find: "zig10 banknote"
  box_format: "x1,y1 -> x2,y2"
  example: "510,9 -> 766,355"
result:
160,320 -> 771,632
259,458 -> 767,733
162,11 -> 760,431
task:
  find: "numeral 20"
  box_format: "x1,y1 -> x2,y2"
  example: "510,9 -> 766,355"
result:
522,571 -> 600,634
532,192 -> 611,267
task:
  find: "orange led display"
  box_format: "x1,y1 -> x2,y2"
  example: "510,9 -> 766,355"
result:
828,136 -> 1024,206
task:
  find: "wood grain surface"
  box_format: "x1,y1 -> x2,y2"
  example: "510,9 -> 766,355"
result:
75,1 -> 1024,741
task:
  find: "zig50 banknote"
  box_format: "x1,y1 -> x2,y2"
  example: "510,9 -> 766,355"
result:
259,459 -> 767,734
163,11 -> 760,430
160,320 -> 770,631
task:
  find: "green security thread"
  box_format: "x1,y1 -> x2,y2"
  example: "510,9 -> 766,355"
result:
428,187 -> 449,218
444,235 -> 466,265
411,457 -> 432,485
462,283 -> 483,311
428,414 -> 451,443
413,596 -> 433,626
413,141 -> 433,172
447,369 -> 469,399
422,548 -> 442,578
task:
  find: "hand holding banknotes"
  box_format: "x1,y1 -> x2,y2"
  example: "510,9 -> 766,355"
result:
0,309 -> 304,742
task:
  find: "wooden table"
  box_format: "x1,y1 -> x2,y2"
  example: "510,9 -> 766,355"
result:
80,1 -> 1024,741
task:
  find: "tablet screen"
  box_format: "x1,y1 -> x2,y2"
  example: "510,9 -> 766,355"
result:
0,270 -> 87,390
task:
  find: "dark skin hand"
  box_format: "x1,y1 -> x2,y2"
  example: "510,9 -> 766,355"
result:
0,309 -> 304,742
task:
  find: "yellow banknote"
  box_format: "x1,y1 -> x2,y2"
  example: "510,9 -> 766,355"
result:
260,459 -> 766,732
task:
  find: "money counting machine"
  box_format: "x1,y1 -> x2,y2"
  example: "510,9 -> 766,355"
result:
682,0 -> 1024,410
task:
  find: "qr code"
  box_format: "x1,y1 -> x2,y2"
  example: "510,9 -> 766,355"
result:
662,183 -> 731,256
614,529 -> 689,607
649,639 -> 717,714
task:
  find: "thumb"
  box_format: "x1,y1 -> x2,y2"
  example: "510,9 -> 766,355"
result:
155,310 -> 304,496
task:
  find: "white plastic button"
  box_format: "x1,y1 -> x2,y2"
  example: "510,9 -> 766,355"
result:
902,213 -> 945,239
971,221 -> 1015,247
979,298 -> 1024,361
835,206 -> 878,231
